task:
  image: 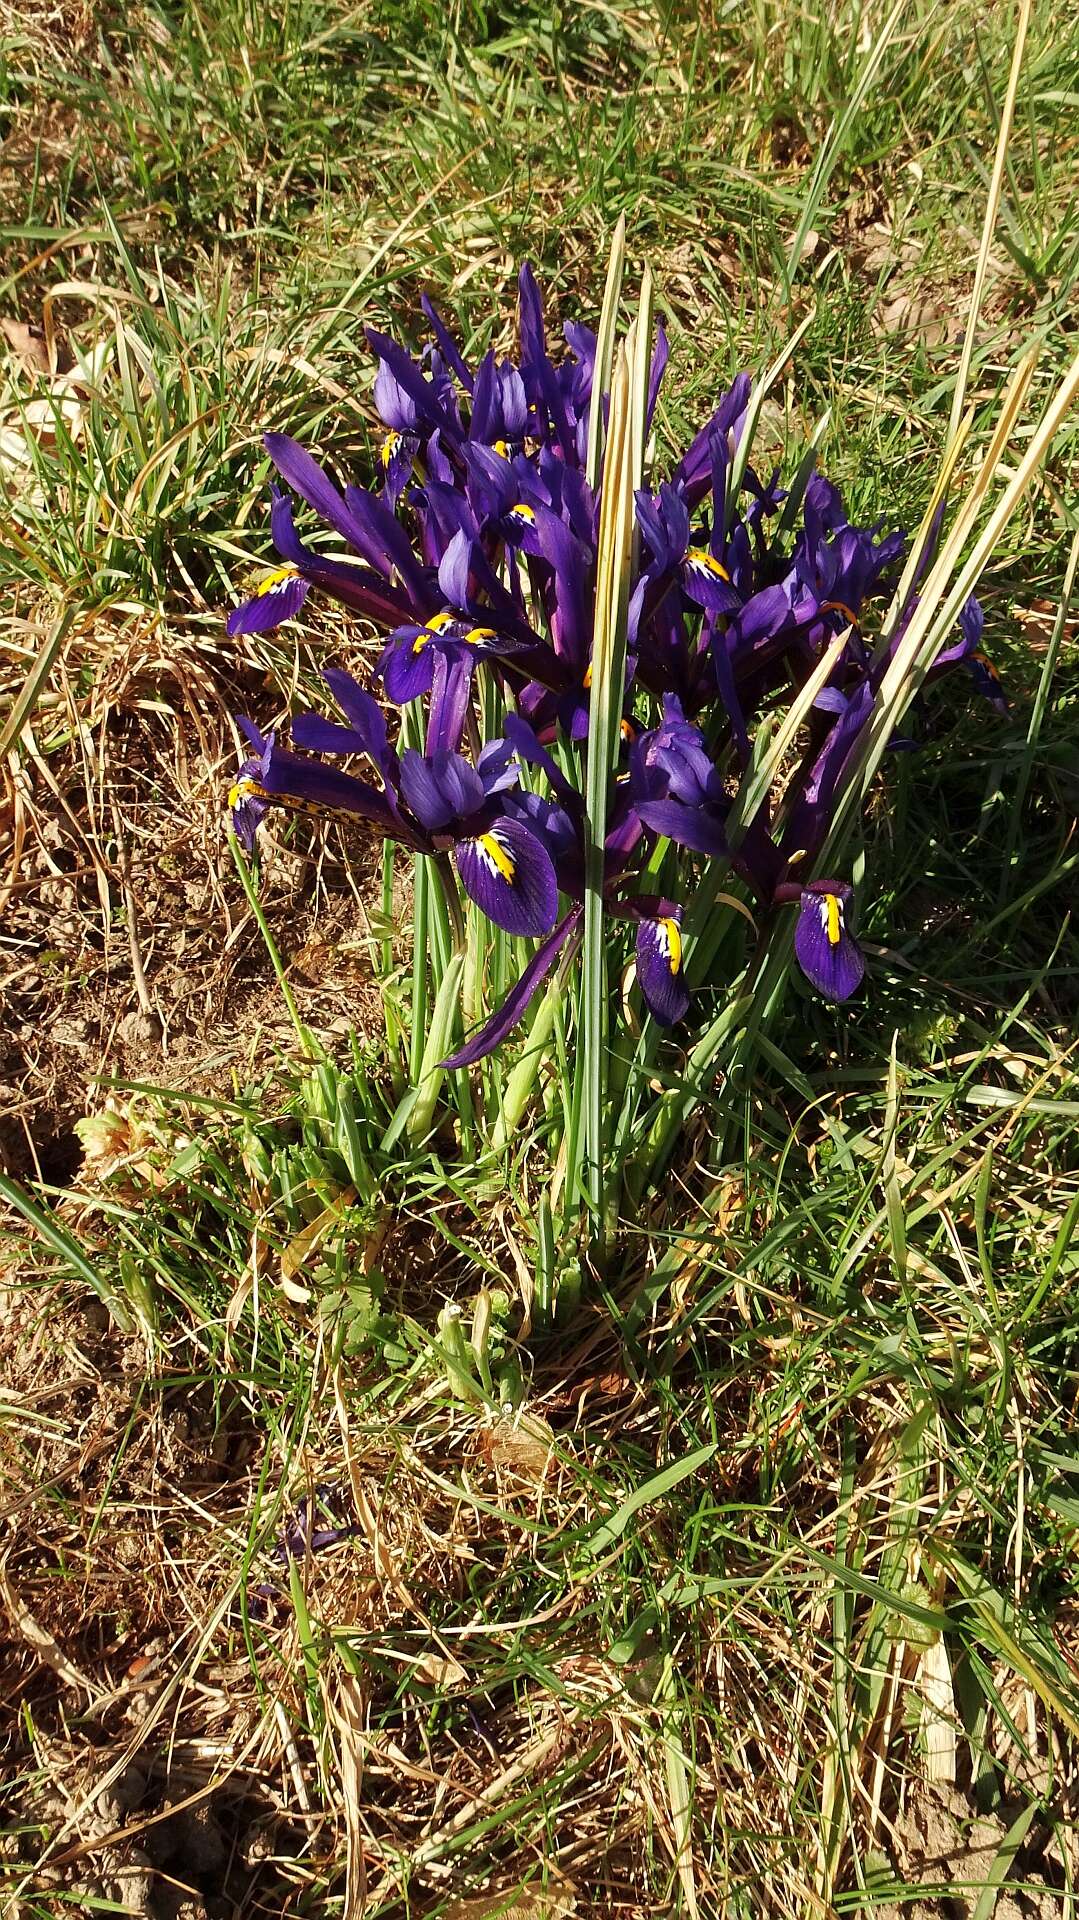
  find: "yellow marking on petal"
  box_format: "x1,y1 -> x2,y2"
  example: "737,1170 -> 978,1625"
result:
824,893 -> 842,947
464,626 -> 497,645
380,429 -> 402,469
973,649 -> 1001,683
659,916 -> 682,974
478,831 -> 516,882
413,609 -> 457,652
620,717 -> 638,742
510,502 -> 535,524
254,565 -> 299,597
820,598 -> 860,628
687,546 -> 730,581
229,775 -> 269,808
583,664 -> 592,689
492,439 -> 510,459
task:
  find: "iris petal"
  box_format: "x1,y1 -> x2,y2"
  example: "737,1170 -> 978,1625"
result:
227,570 -> 309,636
636,913 -> 690,1026
441,908 -> 581,1068
454,817 -> 558,937
399,748 -> 485,832
793,887 -> 865,1001
635,797 -> 728,858
383,638 -> 437,705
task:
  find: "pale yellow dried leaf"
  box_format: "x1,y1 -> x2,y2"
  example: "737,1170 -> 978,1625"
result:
280,1187 -> 355,1284
325,1671 -> 367,1920
918,1634 -> 957,1784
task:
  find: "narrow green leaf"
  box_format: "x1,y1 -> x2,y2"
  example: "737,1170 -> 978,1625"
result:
970,1803 -> 1038,1920
585,1442 -> 717,1555
0,1171 -> 134,1332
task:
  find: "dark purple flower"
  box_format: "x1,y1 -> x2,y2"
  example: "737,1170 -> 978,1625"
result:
793,881 -> 865,1001
229,718 -> 274,849
928,595 -> 1007,713
227,563 -> 310,637
227,489 -> 419,637
630,697 -> 729,857
454,818 -> 559,936
273,1485 -> 361,1563
635,904 -> 690,1026
379,609 -> 505,706
399,742 -> 559,937
674,373 -> 752,509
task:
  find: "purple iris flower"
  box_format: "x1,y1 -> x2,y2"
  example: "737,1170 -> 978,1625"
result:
273,1484 -> 361,1563
380,608 -> 507,706
366,326 -> 464,452
227,435 -> 433,638
630,697 -> 729,857
372,360 -> 421,509
792,881 -> 865,1001
633,900 -> 690,1027
231,673 -> 560,940
927,594 -> 1007,713
790,476 -> 904,652
229,718 -> 275,850
227,486 -> 420,637
673,372 -> 752,509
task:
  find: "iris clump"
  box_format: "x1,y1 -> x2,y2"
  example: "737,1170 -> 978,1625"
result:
226,252 -> 1005,1267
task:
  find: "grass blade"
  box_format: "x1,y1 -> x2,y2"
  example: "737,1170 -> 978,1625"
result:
947,0 -> 1034,442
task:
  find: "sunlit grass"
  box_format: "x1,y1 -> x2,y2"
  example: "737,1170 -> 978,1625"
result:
2,0 -> 1079,1913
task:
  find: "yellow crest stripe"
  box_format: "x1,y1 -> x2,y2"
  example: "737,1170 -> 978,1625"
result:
478,831 -> 516,882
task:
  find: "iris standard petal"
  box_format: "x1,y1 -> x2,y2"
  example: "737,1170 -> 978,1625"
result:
454,816 -> 559,937
321,669 -> 398,782
365,328 -> 458,438
425,650 -> 475,758
290,714 -> 371,756
373,361 -> 418,432
793,886 -> 865,1001
517,262 -> 547,371
636,912 -> 690,1027
421,292 -> 475,393
399,747 -> 485,832
437,528 -> 473,610
236,715 -> 268,753
264,434 -> 371,555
